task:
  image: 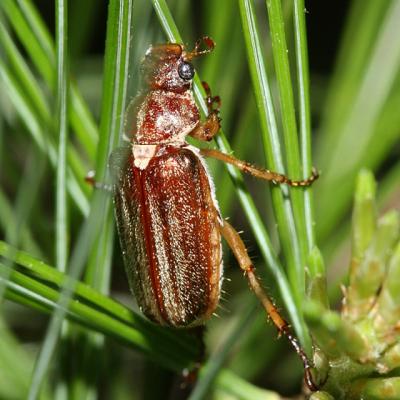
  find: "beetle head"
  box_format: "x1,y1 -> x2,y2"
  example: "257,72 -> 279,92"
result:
142,37 -> 215,93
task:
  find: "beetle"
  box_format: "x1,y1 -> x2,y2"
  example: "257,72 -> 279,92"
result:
109,37 -> 318,389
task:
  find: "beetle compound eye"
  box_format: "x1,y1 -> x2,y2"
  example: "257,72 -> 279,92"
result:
178,61 -> 195,80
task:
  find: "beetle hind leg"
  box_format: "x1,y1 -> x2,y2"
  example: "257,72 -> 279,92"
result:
219,219 -> 318,391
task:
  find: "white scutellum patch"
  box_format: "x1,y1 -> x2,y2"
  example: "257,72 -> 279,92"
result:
133,144 -> 158,170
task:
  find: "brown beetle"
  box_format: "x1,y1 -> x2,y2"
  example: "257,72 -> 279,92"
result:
110,37 -> 318,389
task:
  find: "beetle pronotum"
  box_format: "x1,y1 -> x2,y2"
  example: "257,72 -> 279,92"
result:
109,37 -> 318,390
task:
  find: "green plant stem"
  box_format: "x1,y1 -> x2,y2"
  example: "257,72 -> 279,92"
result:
215,369 -> 280,400
350,377 -> 400,400
316,1 -> 400,242
55,0 -> 68,275
189,301 -> 258,400
0,60 -> 90,214
54,1 -> 69,398
28,1 -> 70,395
238,0 -> 311,352
0,145 -> 46,304
0,263 -> 198,371
82,1 -> 132,397
293,0 -> 317,254
265,0 -> 308,280
0,190 -> 42,257
0,0 -> 98,161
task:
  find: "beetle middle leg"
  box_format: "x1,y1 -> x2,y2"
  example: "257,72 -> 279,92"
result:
200,148 -> 319,186
219,219 -> 317,391
85,171 -> 113,192
85,146 -> 130,192
194,82 -> 318,186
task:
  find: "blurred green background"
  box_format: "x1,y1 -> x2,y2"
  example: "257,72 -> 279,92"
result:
0,0 -> 399,399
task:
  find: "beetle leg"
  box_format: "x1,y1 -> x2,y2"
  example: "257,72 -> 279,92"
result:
200,148 -> 319,187
184,37 -> 215,61
202,81 -> 221,115
190,112 -> 220,142
219,219 -> 318,391
85,170 -> 112,192
86,146 -> 130,192
190,81 -> 221,142
178,325 -> 206,391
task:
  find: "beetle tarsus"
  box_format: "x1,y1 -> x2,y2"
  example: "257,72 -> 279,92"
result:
278,167 -> 320,187
282,326 -> 319,391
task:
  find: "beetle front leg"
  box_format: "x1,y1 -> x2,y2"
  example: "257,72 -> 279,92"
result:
190,113 -> 220,142
219,219 -> 317,391
190,81 -> 221,142
201,148 -> 319,187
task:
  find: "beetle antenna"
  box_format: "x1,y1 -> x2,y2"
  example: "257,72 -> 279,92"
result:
185,36 -> 215,61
